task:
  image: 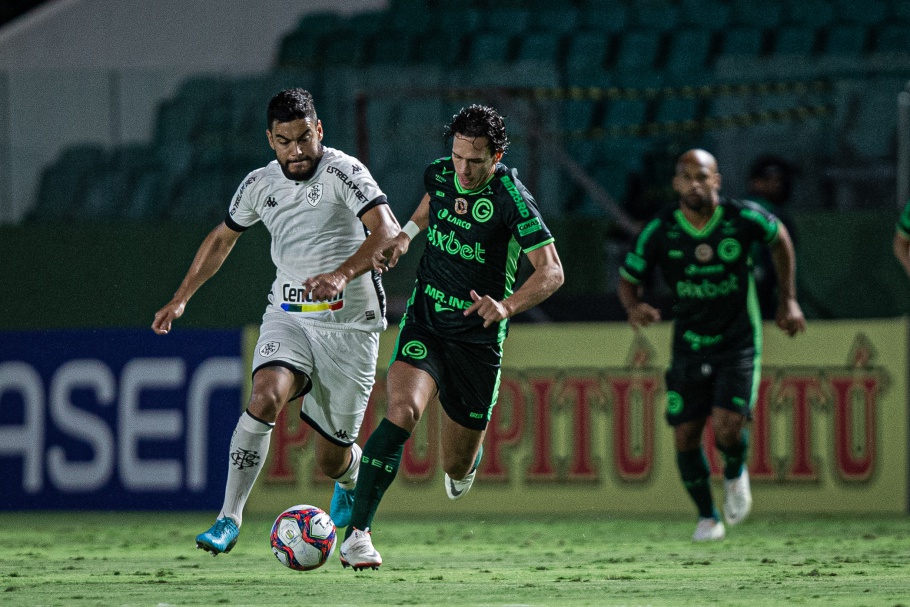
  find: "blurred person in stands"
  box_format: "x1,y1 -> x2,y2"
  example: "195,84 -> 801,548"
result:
746,155 -> 799,320
152,88 -> 399,556
618,149 -> 805,542
337,104 -> 564,570
894,200 -> 910,277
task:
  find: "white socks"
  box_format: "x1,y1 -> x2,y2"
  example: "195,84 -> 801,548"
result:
334,442 -> 362,490
218,411 -> 273,526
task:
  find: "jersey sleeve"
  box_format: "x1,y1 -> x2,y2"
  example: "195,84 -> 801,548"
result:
897,200 -> 910,238
225,171 -> 263,231
620,218 -> 662,285
739,200 -> 780,244
500,170 -> 554,252
333,159 -> 387,217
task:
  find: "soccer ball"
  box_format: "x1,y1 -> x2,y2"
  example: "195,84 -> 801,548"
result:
270,504 -> 337,571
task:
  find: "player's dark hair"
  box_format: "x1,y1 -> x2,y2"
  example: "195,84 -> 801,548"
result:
267,88 -> 317,129
445,104 -> 509,154
749,154 -> 797,202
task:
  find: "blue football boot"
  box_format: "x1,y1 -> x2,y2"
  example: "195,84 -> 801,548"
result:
196,517 -> 239,555
330,483 -> 355,529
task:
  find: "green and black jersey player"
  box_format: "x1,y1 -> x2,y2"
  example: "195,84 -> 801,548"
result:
340,105 -> 564,570
619,149 -> 805,543
893,199 -> 910,278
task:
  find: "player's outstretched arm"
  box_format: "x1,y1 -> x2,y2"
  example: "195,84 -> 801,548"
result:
893,231 -> 910,278
465,243 -> 564,328
769,223 -> 806,337
152,222 -> 241,335
618,277 -> 661,330
379,194 -> 431,270
301,203 -> 400,302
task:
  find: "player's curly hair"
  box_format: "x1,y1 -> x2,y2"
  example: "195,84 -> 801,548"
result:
267,88 -> 317,129
445,104 -> 509,154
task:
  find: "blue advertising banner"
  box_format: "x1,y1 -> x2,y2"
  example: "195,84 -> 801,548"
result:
0,329 -> 243,510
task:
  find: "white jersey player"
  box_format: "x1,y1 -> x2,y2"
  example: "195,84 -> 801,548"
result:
152,88 -> 400,557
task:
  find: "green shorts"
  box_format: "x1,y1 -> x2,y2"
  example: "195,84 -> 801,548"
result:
392,320 -> 502,430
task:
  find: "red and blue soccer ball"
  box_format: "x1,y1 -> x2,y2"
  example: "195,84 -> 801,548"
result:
270,504 -> 337,571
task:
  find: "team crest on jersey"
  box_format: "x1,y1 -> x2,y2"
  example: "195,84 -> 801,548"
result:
259,341 -> 280,357
454,197 -> 468,215
305,183 -> 324,207
694,243 -> 714,262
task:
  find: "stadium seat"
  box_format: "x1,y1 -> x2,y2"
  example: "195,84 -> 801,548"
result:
578,5 -> 631,33
30,145 -> 107,222
466,31 -> 515,65
820,23 -> 870,55
872,23 -> 910,53
80,166 -> 132,221
121,170 -> 175,221
275,31 -> 322,69
678,0 -> 731,29
528,7 -> 579,35
385,7 -> 431,33
563,98 -> 600,134
612,29 -> 664,72
832,0 -> 887,24
367,29 -> 416,65
602,98 -> 649,128
294,11 -> 341,33
167,171 -> 235,222
345,11 -> 392,39
783,0 -> 836,27
514,30 -> 562,63
730,0 -> 784,28
630,1 -> 680,31
411,29 -> 464,66
893,0 -> 910,23
653,96 -> 700,126
480,7 -> 531,35
718,26 -> 768,57
434,8 -> 483,36
663,28 -> 715,76
563,30 -> 612,76
772,25 -> 819,55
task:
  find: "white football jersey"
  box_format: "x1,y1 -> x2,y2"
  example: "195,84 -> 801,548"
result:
226,147 -> 387,332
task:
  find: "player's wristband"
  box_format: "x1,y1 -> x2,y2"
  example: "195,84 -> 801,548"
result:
401,220 -> 420,241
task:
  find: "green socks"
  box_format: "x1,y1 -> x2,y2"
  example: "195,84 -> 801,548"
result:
345,418 -> 411,539
717,429 -> 749,480
676,448 -> 717,520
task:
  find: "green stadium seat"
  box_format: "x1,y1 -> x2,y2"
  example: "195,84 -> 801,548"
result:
565,65 -> 613,88
367,29 -> 416,65
434,8 -> 483,36
602,98 -> 649,128
631,1 -> 679,31
773,25 -> 819,55
563,98 -> 600,133
412,29 -> 464,66
80,166 -> 132,221
385,8 -> 431,33
783,0 -> 835,27
730,0 -> 784,28
654,96 -> 700,125
872,23 -> 910,53
344,11 -> 391,38
481,7 -> 531,35
321,29 -> 368,67
466,31 -> 514,64
833,0 -> 887,24
30,145 -> 107,222
579,5 -> 630,33
612,29 -> 664,71
167,171 -> 235,222
718,26 -> 767,57
121,170 -> 174,221
821,23 -> 869,55
678,0 -> 731,29
563,30 -> 612,75
275,31 -> 322,69
893,0 -> 910,22
663,28 -> 715,75
514,30 -> 562,63
528,7 -> 579,34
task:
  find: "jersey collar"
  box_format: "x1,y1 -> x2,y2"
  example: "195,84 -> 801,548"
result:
454,168 -> 498,195
674,204 -> 725,238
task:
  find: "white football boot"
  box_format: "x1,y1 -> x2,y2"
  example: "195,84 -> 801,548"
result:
692,517 -> 726,541
445,445 -> 482,500
723,468 -> 753,525
339,528 -> 382,571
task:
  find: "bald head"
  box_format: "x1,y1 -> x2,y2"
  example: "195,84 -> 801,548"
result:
672,148 -> 721,213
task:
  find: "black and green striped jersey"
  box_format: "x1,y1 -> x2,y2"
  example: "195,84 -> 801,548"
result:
898,199 -> 910,238
621,198 -> 779,355
404,157 -> 555,345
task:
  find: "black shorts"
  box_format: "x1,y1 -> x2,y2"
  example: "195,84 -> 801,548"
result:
391,320 -> 502,431
664,349 -> 759,427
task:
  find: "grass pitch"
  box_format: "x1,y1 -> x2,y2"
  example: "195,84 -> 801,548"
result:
1,512 -> 909,606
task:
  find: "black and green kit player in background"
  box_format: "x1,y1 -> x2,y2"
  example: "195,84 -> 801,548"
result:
618,149 -> 806,542
893,199 -> 910,278
338,104 -> 564,570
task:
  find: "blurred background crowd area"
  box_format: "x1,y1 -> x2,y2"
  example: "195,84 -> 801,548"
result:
1,0 -> 909,328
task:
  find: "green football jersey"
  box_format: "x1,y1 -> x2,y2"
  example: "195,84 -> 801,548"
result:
404,157 -> 555,344
897,199 -> 910,238
621,198 -> 779,355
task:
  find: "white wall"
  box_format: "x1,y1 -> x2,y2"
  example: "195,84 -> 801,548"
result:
0,0 -> 387,223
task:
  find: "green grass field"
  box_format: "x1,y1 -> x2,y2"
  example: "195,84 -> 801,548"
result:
1,512 -> 909,607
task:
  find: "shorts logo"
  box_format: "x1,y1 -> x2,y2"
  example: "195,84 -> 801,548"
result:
472,198 -> 494,223
454,197 -> 468,214
718,238 -> 741,262
259,341 -> 280,357
695,243 -> 713,263
305,183 -> 324,206
666,390 -> 684,415
401,340 -> 427,360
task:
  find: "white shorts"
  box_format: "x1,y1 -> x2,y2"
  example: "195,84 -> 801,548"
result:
252,308 -> 380,446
